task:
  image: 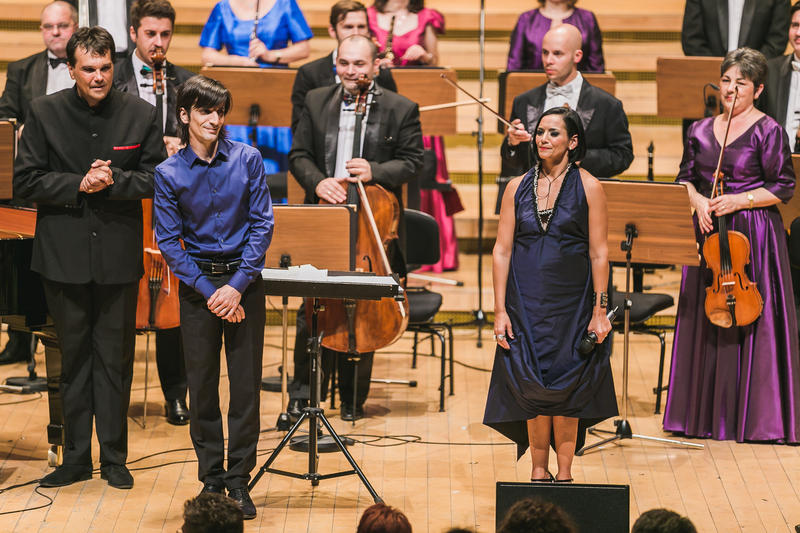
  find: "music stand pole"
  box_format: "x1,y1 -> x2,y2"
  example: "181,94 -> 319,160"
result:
576,224 -> 703,456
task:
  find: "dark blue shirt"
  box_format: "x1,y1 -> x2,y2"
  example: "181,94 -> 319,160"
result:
154,138 -> 273,299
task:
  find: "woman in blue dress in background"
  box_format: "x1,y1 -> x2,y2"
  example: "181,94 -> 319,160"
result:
484,107 -> 617,482
200,0 -> 312,175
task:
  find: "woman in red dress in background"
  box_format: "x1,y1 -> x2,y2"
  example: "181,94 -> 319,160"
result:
368,0 -> 461,272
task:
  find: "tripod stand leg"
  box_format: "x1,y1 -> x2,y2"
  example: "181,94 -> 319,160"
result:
317,413 -> 383,503
248,411 -> 310,491
575,434 -> 622,456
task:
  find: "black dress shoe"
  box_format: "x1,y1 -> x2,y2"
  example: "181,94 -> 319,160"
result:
340,404 -> 364,421
39,464 -> 92,487
228,487 -> 256,520
0,331 -> 32,365
200,481 -> 225,495
287,398 -> 307,420
100,464 -> 133,489
165,398 -> 190,426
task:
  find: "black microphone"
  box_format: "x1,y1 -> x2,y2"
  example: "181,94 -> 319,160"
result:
578,306 -> 619,355
703,83 -> 720,118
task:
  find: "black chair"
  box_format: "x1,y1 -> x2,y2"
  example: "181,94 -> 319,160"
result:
404,209 -> 454,412
610,286 -> 674,414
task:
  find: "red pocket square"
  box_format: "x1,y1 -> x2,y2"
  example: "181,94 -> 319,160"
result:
113,144 -> 141,151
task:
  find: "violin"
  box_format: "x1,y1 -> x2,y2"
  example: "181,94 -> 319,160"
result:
135,46 -> 180,330
309,75 -> 409,353
702,86 -> 763,328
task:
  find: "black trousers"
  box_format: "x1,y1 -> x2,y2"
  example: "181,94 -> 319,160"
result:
179,274 -> 265,490
290,303 -> 373,408
155,327 -> 187,402
42,279 -> 138,467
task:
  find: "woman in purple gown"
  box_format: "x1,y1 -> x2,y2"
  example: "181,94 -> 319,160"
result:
368,0 -> 461,271
663,48 -> 800,443
507,0 -> 604,72
484,107 -> 616,481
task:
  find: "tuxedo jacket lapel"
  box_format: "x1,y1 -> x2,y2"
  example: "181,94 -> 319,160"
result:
717,0 -> 729,51
575,80 -> 596,129
524,87 -> 546,131
777,55 -> 793,127
362,87 -> 383,160
738,0 -> 757,47
31,52 -> 48,98
323,85 -> 342,177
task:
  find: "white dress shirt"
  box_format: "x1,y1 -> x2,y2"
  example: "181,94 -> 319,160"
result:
132,52 -> 168,131
727,0 -> 746,52
97,1 -> 128,53
544,72 -> 583,112
45,51 -> 74,95
334,87 -> 373,178
785,55 -> 800,146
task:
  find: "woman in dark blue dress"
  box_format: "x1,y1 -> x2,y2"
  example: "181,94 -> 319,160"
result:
484,107 -> 617,482
199,0 -> 312,175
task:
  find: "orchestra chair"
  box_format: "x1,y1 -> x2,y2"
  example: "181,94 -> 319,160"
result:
609,286 -> 674,415
404,208 -> 454,412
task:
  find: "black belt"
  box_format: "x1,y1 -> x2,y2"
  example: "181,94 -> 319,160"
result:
196,259 -> 241,275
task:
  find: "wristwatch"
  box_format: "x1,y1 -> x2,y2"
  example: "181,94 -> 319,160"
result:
747,192 -> 754,209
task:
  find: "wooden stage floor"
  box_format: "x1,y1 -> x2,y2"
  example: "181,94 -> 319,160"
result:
1,321 -> 800,531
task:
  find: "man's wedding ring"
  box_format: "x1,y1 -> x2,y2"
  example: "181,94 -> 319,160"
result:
495,333 -> 506,342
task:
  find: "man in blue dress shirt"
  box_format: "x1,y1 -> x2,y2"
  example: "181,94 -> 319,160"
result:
153,75 -> 273,520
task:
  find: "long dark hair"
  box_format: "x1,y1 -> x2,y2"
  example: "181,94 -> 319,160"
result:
373,0 -> 424,13
175,75 -> 232,145
531,107 -> 586,164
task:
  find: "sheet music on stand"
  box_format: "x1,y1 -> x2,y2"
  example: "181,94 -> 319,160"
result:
261,265 -> 403,300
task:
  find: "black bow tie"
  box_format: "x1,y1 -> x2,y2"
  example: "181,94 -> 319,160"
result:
49,57 -> 67,69
140,66 -> 152,78
343,91 -> 357,106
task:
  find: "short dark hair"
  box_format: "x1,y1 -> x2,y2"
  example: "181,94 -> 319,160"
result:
182,493 -> 243,533
130,0 -> 176,31
66,26 -> 115,67
720,47 -> 768,89
497,499 -> 577,533
356,503 -> 412,533
373,0 -> 423,13
330,0 -> 367,27
632,509 -> 698,533
531,106 -> 587,164
338,34 -> 379,61
792,0 -> 800,16
175,75 -> 232,145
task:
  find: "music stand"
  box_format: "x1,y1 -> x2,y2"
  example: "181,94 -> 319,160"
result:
656,56 -> 723,119
776,155 -> 800,230
577,180 -> 704,456
199,67 -> 295,127
250,268 -> 402,503
262,205 -> 356,431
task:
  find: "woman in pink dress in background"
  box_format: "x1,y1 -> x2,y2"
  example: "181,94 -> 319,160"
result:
368,0 -> 461,272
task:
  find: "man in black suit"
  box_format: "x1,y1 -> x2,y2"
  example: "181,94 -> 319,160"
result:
14,27 -> 164,489
501,24 -> 633,180
290,0 -> 396,133
0,1 -> 77,365
682,0 -> 789,59
112,0 -> 193,426
289,35 -> 423,420
761,1 -> 800,151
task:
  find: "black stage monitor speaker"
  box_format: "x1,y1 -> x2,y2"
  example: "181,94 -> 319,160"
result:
496,482 -> 630,532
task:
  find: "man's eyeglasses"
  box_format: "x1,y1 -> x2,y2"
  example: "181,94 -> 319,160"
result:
41,23 -> 73,32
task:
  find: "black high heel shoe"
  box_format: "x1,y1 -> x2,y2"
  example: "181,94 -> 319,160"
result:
530,470 -> 555,482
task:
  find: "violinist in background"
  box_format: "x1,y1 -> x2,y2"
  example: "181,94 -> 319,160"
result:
663,48 -> 800,443
113,0 -> 194,427
289,35 -> 423,421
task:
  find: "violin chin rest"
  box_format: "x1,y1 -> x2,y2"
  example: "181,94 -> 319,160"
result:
707,309 -> 733,328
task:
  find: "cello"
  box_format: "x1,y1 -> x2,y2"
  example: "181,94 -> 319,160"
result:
309,76 -> 409,355
135,46 -> 180,331
702,86 -> 763,328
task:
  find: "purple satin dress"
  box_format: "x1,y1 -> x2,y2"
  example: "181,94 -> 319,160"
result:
506,8 -> 604,72
368,7 -> 460,271
663,115 -> 800,443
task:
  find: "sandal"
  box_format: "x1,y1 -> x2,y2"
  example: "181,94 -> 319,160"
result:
531,470 -> 555,482
554,478 -> 574,483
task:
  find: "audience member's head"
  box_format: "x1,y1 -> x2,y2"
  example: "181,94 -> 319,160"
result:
356,503 -> 412,533
497,498 -> 576,533
631,508 -> 697,533
328,0 -> 370,42
181,492 -> 243,533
